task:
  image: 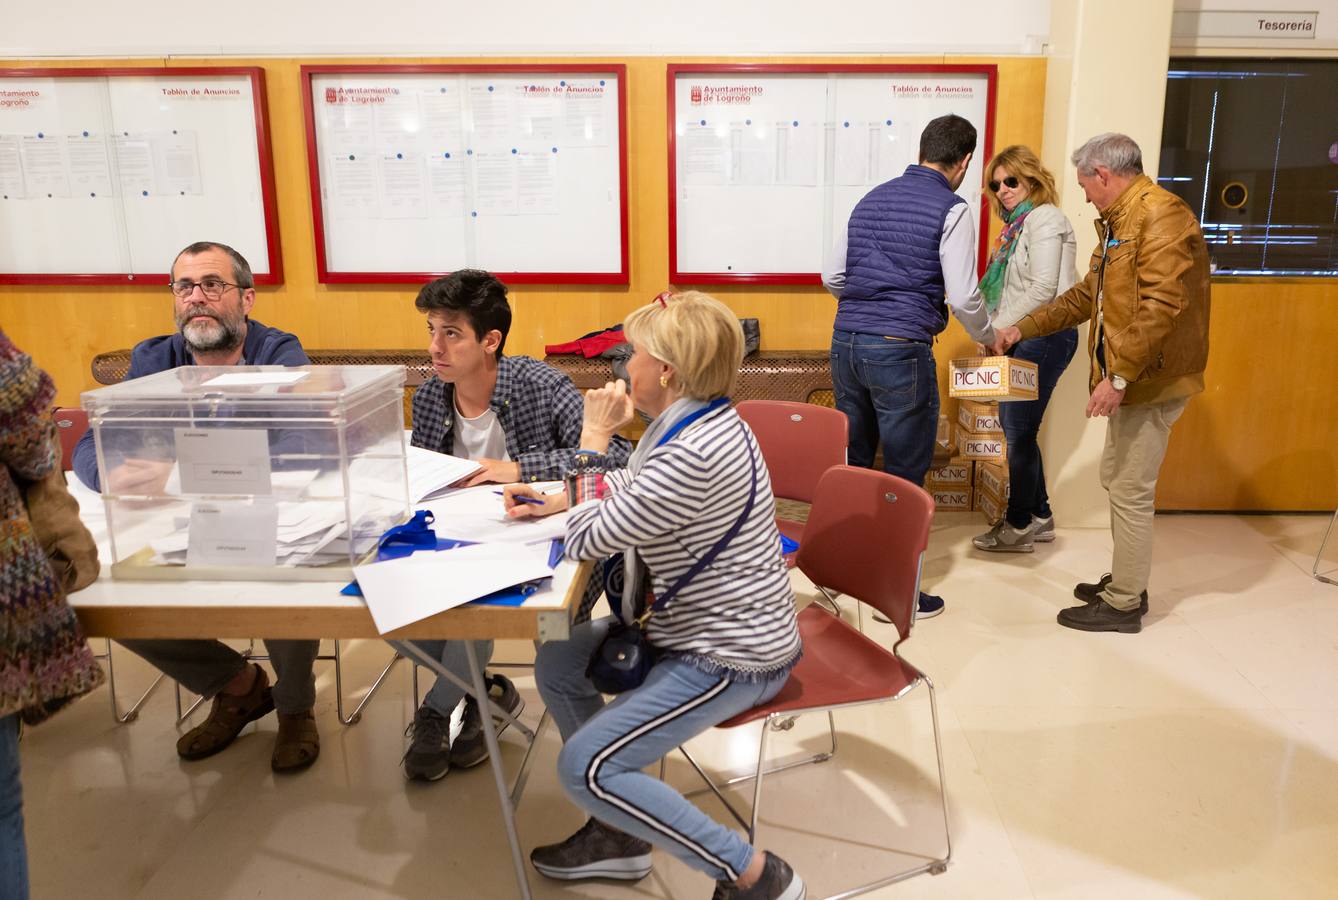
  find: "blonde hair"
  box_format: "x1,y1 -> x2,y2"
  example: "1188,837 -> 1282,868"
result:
623,290 -> 744,400
984,145 -> 1059,220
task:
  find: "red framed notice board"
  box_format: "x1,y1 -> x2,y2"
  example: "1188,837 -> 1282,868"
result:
668,64 -> 997,285
301,64 -> 629,285
0,67 -> 282,286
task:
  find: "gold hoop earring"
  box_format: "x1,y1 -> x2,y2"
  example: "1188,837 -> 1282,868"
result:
659,375 -> 669,388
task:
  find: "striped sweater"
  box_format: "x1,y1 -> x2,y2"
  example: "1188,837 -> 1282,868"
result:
0,331 -> 105,723
565,405 -> 802,679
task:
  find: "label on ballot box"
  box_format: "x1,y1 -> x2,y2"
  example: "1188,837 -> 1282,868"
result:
931,485 -> 973,511
949,356 -> 1039,401
956,424 -> 1007,461
957,399 -> 1002,435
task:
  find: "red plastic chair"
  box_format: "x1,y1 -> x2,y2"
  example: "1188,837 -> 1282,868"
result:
680,466 -> 950,893
52,407 -> 89,472
736,400 -> 847,568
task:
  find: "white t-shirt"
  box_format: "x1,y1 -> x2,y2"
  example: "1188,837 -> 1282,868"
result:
452,402 -> 510,462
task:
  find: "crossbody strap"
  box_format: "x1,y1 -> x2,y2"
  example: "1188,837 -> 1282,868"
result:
641,417 -> 758,622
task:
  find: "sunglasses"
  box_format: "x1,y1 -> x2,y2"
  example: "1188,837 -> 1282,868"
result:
989,176 -> 1022,193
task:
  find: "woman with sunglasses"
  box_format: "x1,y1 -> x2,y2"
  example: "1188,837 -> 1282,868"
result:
972,145 -> 1080,554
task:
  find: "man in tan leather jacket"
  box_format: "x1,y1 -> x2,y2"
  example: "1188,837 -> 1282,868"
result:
992,133 -> 1211,634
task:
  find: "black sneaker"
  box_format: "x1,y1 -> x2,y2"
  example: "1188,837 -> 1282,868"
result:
1073,574 -> 1149,614
530,817 -> 653,881
402,705 -> 451,781
449,673 -> 525,769
1057,599 -> 1142,634
713,852 -> 806,900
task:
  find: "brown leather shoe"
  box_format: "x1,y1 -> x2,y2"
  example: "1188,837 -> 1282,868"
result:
177,664 -> 274,761
272,710 -> 320,772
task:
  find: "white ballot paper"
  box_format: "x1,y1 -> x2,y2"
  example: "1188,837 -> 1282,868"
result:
201,371 -> 310,387
354,542 -> 554,634
175,428 -> 273,495
426,483 -> 568,544
406,446 -> 482,502
186,499 -> 279,567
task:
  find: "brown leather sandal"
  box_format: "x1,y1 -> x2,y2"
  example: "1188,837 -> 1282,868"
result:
176,664 -> 274,761
272,710 -> 320,772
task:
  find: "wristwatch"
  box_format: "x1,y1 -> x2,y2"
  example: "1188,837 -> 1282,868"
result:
1110,374 -> 1129,391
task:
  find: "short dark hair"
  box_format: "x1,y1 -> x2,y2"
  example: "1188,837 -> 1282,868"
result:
918,114 -> 978,168
414,269 -> 512,358
173,241 -> 254,290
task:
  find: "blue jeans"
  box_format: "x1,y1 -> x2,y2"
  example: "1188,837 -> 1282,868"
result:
830,331 -> 939,486
412,640 -> 494,716
999,328 -> 1079,529
535,617 -> 787,882
1,714 -> 27,900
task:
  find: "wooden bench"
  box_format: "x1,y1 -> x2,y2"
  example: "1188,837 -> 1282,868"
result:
89,349 -> 837,432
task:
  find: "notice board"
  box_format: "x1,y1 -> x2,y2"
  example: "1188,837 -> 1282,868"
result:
0,67 -> 281,285
668,65 -> 996,284
301,65 -> 628,284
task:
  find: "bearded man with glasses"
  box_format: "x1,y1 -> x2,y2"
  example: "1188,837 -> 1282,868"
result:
70,241 -> 321,773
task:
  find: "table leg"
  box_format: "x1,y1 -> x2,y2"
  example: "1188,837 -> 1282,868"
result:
465,639 -> 533,900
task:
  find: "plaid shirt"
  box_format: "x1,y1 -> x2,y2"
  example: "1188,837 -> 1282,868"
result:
410,354 -> 632,482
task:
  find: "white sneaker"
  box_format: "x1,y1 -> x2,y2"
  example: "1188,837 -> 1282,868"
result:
972,520 -> 1035,553
1030,515 -> 1055,543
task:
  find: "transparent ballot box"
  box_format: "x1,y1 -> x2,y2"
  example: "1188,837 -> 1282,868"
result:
82,365 -> 410,581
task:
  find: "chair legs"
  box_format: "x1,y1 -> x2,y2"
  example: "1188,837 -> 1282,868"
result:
681,688 -> 951,898
1314,508 -> 1337,586
99,639 -> 167,724
333,640 -> 403,725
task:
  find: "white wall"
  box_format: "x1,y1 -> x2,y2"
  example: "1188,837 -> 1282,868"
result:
2,0 -> 1050,58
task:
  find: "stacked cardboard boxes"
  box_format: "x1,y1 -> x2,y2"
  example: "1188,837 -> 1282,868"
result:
925,457 -> 974,512
974,459 -> 1009,524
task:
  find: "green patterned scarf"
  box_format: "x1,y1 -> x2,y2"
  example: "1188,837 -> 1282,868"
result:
978,200 -> 1034,312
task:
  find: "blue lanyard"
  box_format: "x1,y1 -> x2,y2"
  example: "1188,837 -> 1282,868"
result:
654,397 -> 729,449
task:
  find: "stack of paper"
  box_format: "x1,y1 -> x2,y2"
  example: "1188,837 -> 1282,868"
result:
354,542 -> 556,633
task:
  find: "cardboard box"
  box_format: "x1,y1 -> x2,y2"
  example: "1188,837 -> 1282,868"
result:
956,424 -> 1007,462
925,458 -> 974,488
975,487 -> 1005,524
975,460 -> 1009,501
931,484 -> 973,512
957,399 -> 1002,436
949,356 -> 1039,401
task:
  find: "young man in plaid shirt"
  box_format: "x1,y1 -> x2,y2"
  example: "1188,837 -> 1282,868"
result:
403,269 -> 632,782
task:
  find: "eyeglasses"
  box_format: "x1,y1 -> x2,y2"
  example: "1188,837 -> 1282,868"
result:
988,176 -> 1022,193
169,277 -> 242,300
653,290 -> 673,308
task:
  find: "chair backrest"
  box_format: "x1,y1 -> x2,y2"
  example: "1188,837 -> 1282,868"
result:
736,400 -> 847,504
796,465 -> 934,641
52,408 -> 89,472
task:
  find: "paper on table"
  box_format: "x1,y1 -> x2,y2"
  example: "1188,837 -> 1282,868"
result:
406,446 -> 482,502
426,483 -> 568,544
354,542 -> 554,633
201,371 -> 310,387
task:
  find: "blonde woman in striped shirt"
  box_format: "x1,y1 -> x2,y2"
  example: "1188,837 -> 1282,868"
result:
504,291 -> 805,900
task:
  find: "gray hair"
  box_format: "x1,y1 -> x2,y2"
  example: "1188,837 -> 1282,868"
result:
173,241 -> 254,290
1070,133 -> 1143,177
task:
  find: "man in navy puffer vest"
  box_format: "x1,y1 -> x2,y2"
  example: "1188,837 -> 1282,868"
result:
823,114 -> 996,620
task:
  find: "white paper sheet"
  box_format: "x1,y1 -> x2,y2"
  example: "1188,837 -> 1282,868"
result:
65,133 -> 114,197
201,371 -> 310,387
354,542 -> 554,633
19,134 -> 69,198
405,446 -> 482,503
0,136 -> 24,198
174,428 -> 273,495
426,483 -> 568,544
186,499 -> 278,567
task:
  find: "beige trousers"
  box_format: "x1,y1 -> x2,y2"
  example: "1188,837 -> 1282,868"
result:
1098,396 -> 1190,611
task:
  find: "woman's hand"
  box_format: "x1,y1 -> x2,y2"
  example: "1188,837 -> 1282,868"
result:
503,483 -> 569,519
579,380 -> 635,453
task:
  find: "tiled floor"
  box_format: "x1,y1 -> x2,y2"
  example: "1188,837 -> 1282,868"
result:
18,512 -> 1338,899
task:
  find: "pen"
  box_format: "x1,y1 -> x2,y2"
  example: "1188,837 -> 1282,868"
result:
493,490 -> 546,506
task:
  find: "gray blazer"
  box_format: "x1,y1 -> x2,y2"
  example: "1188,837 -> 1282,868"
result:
991,203 -> 1079,330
